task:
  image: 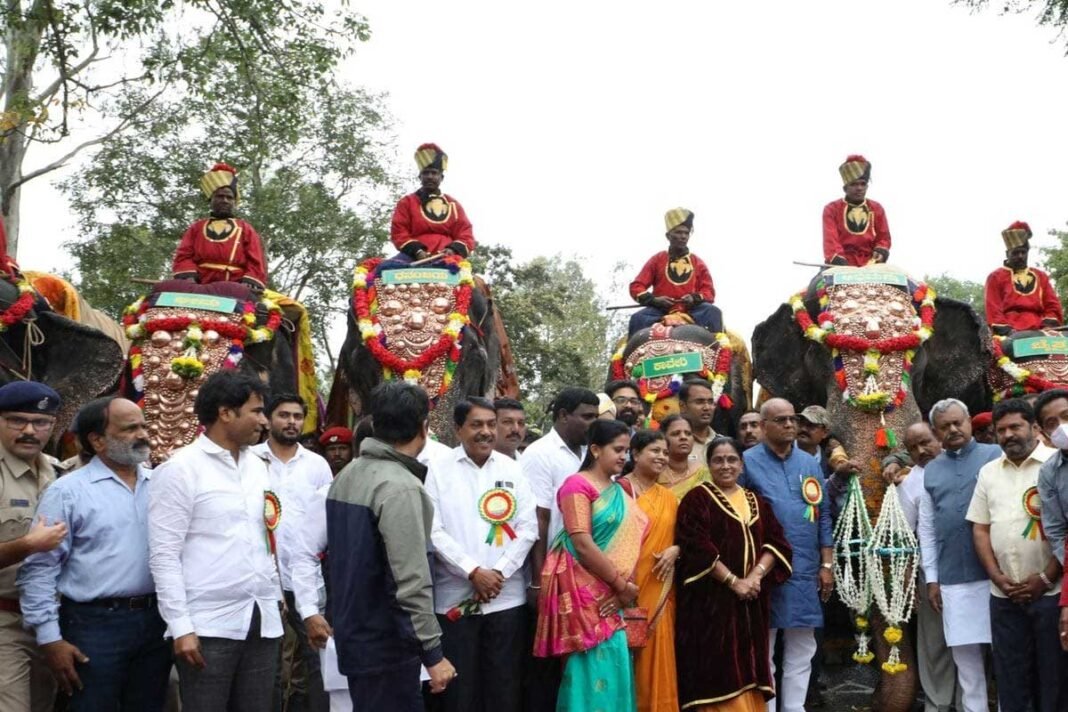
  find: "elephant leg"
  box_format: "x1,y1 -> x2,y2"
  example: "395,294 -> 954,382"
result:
870,612 -> 918,712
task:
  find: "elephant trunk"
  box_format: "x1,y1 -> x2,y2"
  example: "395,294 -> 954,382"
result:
870,613 -> 918,712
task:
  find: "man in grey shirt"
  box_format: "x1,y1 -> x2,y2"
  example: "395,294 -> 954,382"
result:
1035,389 -> 1068,564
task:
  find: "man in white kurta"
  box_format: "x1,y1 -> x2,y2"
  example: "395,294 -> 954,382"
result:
424,397 -> 536,712
918,399 -> 1000,712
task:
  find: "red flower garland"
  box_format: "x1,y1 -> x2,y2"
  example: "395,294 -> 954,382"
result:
0,278 -> 36,330
352,257 -> 472,378
990,337 -> 1062,398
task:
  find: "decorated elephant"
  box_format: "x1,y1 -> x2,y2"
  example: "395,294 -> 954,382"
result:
121,279 -> 315,464
330,256 -> 513,446
987,329 -> 1068,399
607,322 -> 752,432
0,273 -> 126,444
751,264 -> 991,712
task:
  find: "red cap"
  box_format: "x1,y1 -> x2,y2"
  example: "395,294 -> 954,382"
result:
971,412 -> 992,430
319,426 -> 353,446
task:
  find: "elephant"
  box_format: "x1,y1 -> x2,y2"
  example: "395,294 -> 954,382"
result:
607,322 -> 752,433
0,275 -> 126,445
987,329 -> 1068,399
331,257 -> 509,447
121,279 -> 303,464
751,264 -> 991,712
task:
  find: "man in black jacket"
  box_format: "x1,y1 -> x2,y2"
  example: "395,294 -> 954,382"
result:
326,382 -> 456,710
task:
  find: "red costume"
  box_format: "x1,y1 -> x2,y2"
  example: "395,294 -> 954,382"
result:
390,191 -> 475,258
172,218 -> 268,288
984,266 -> 1063,333
629,250 -> 715,307
172,162 -> 268,288
822,198 -> 891,266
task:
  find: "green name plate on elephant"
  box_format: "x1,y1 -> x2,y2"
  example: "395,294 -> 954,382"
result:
1013,336 -> 1068,357
641,352 -> 703,378
155,292 -> 238,314
381,269 -> 460,286
828,271 -> 908,287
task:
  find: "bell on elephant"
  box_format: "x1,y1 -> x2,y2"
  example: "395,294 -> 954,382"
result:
332,254 -> 517,447
627,208 -> 723,336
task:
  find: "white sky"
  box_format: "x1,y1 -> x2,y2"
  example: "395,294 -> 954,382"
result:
16,0 -> 1068,349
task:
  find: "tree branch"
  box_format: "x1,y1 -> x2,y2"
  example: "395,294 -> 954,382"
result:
9,88 -> 165,191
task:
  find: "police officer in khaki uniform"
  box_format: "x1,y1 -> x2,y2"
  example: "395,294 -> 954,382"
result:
0,381 -> 62,712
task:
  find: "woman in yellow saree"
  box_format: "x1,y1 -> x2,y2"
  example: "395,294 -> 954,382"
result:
657,414 -> 711,501
533,419 -> 649,711
619,429 -> 680,712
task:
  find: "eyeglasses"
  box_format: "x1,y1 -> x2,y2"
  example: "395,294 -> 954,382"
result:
612,397 -> 642,407
709,455 -> 742,466
2,415 -> 56,432
767,415 -> 800,425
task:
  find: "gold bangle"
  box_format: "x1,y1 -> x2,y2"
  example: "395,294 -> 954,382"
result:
724,573 -> 737,586
755,563 -> 768,576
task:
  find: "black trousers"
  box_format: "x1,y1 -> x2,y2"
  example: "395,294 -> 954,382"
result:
990,594 -> 1068,712
435,605 -> 525,712
522,604 -> 560,712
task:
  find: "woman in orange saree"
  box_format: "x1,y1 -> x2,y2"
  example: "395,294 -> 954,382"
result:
620,429 -> 680,712
657,414 -> 711,501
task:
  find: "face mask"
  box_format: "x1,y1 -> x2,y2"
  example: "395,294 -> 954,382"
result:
1051,424 -> 1068,450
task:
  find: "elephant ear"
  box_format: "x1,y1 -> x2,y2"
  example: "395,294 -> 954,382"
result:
911,296 -> 992,418
35,311 -> 125,438
751,303 -> 831,408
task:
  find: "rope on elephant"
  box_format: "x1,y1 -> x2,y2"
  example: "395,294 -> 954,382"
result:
868,483 -> 918,675
833,474 -> 875,664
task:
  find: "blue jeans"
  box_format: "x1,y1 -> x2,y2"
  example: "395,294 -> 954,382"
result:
989,593 -> 1068,712
59,599 -> 172,712
628,302 -> 723,335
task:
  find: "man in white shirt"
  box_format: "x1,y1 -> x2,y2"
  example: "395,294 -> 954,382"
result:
252,394 -> 332,712
519,386 -> 597,712
966,399 -> 1064,712
425,397 -> 535,712
148,371 -> 282,712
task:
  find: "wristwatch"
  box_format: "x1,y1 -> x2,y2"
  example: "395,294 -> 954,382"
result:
820,562 -> 834,570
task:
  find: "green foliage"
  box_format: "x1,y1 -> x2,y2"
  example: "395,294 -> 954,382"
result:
925,273 -> 987,321
59,17 -> 400,376
472,244 -> 613,425
1040,226 -> 1068,306
955,1 -> 1068,43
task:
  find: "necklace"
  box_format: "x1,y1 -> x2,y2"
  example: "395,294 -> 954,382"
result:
626,473 -> 653,497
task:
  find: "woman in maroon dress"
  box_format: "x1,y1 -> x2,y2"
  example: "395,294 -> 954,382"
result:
675,437 -> 793,711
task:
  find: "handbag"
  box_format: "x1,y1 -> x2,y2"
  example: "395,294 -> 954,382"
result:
622,606 -> 649,649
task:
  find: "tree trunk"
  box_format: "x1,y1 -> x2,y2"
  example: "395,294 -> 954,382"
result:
2,0 -> 46,258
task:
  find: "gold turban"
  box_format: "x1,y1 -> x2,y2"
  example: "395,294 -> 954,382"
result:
838,155 -> 871,185
664,208 -> 695,232
414,143 -> 448,172
1002,221 -> 1032,250
200,163 -> 239,203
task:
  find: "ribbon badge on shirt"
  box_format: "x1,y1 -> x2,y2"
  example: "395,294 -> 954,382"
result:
264,490 -> 282,554
478,488 -> 517,546
801,476 -> 823,523
1021,486 -> 1045,541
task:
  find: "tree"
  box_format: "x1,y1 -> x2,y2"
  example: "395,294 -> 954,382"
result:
1040,225 -> 1068,306
925,273 -> 986,321
472,244 -> 615,424
60,42 -> 399,372
1,0 -> 369,252
955,1 -> 1068,44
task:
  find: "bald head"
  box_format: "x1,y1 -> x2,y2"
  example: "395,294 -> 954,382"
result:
904,422 -> 941,468
759,398 -> 797,448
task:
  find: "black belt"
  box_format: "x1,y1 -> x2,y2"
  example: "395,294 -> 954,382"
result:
61,594 -> 157,611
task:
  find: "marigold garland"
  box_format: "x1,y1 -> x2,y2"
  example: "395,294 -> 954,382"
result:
790,279 -> 936,415
990,336 -> 1062,401
351,256 -> 473,395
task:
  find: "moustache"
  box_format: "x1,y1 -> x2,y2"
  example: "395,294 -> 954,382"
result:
474,435 -> 495,444
15,436 -> 40,445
